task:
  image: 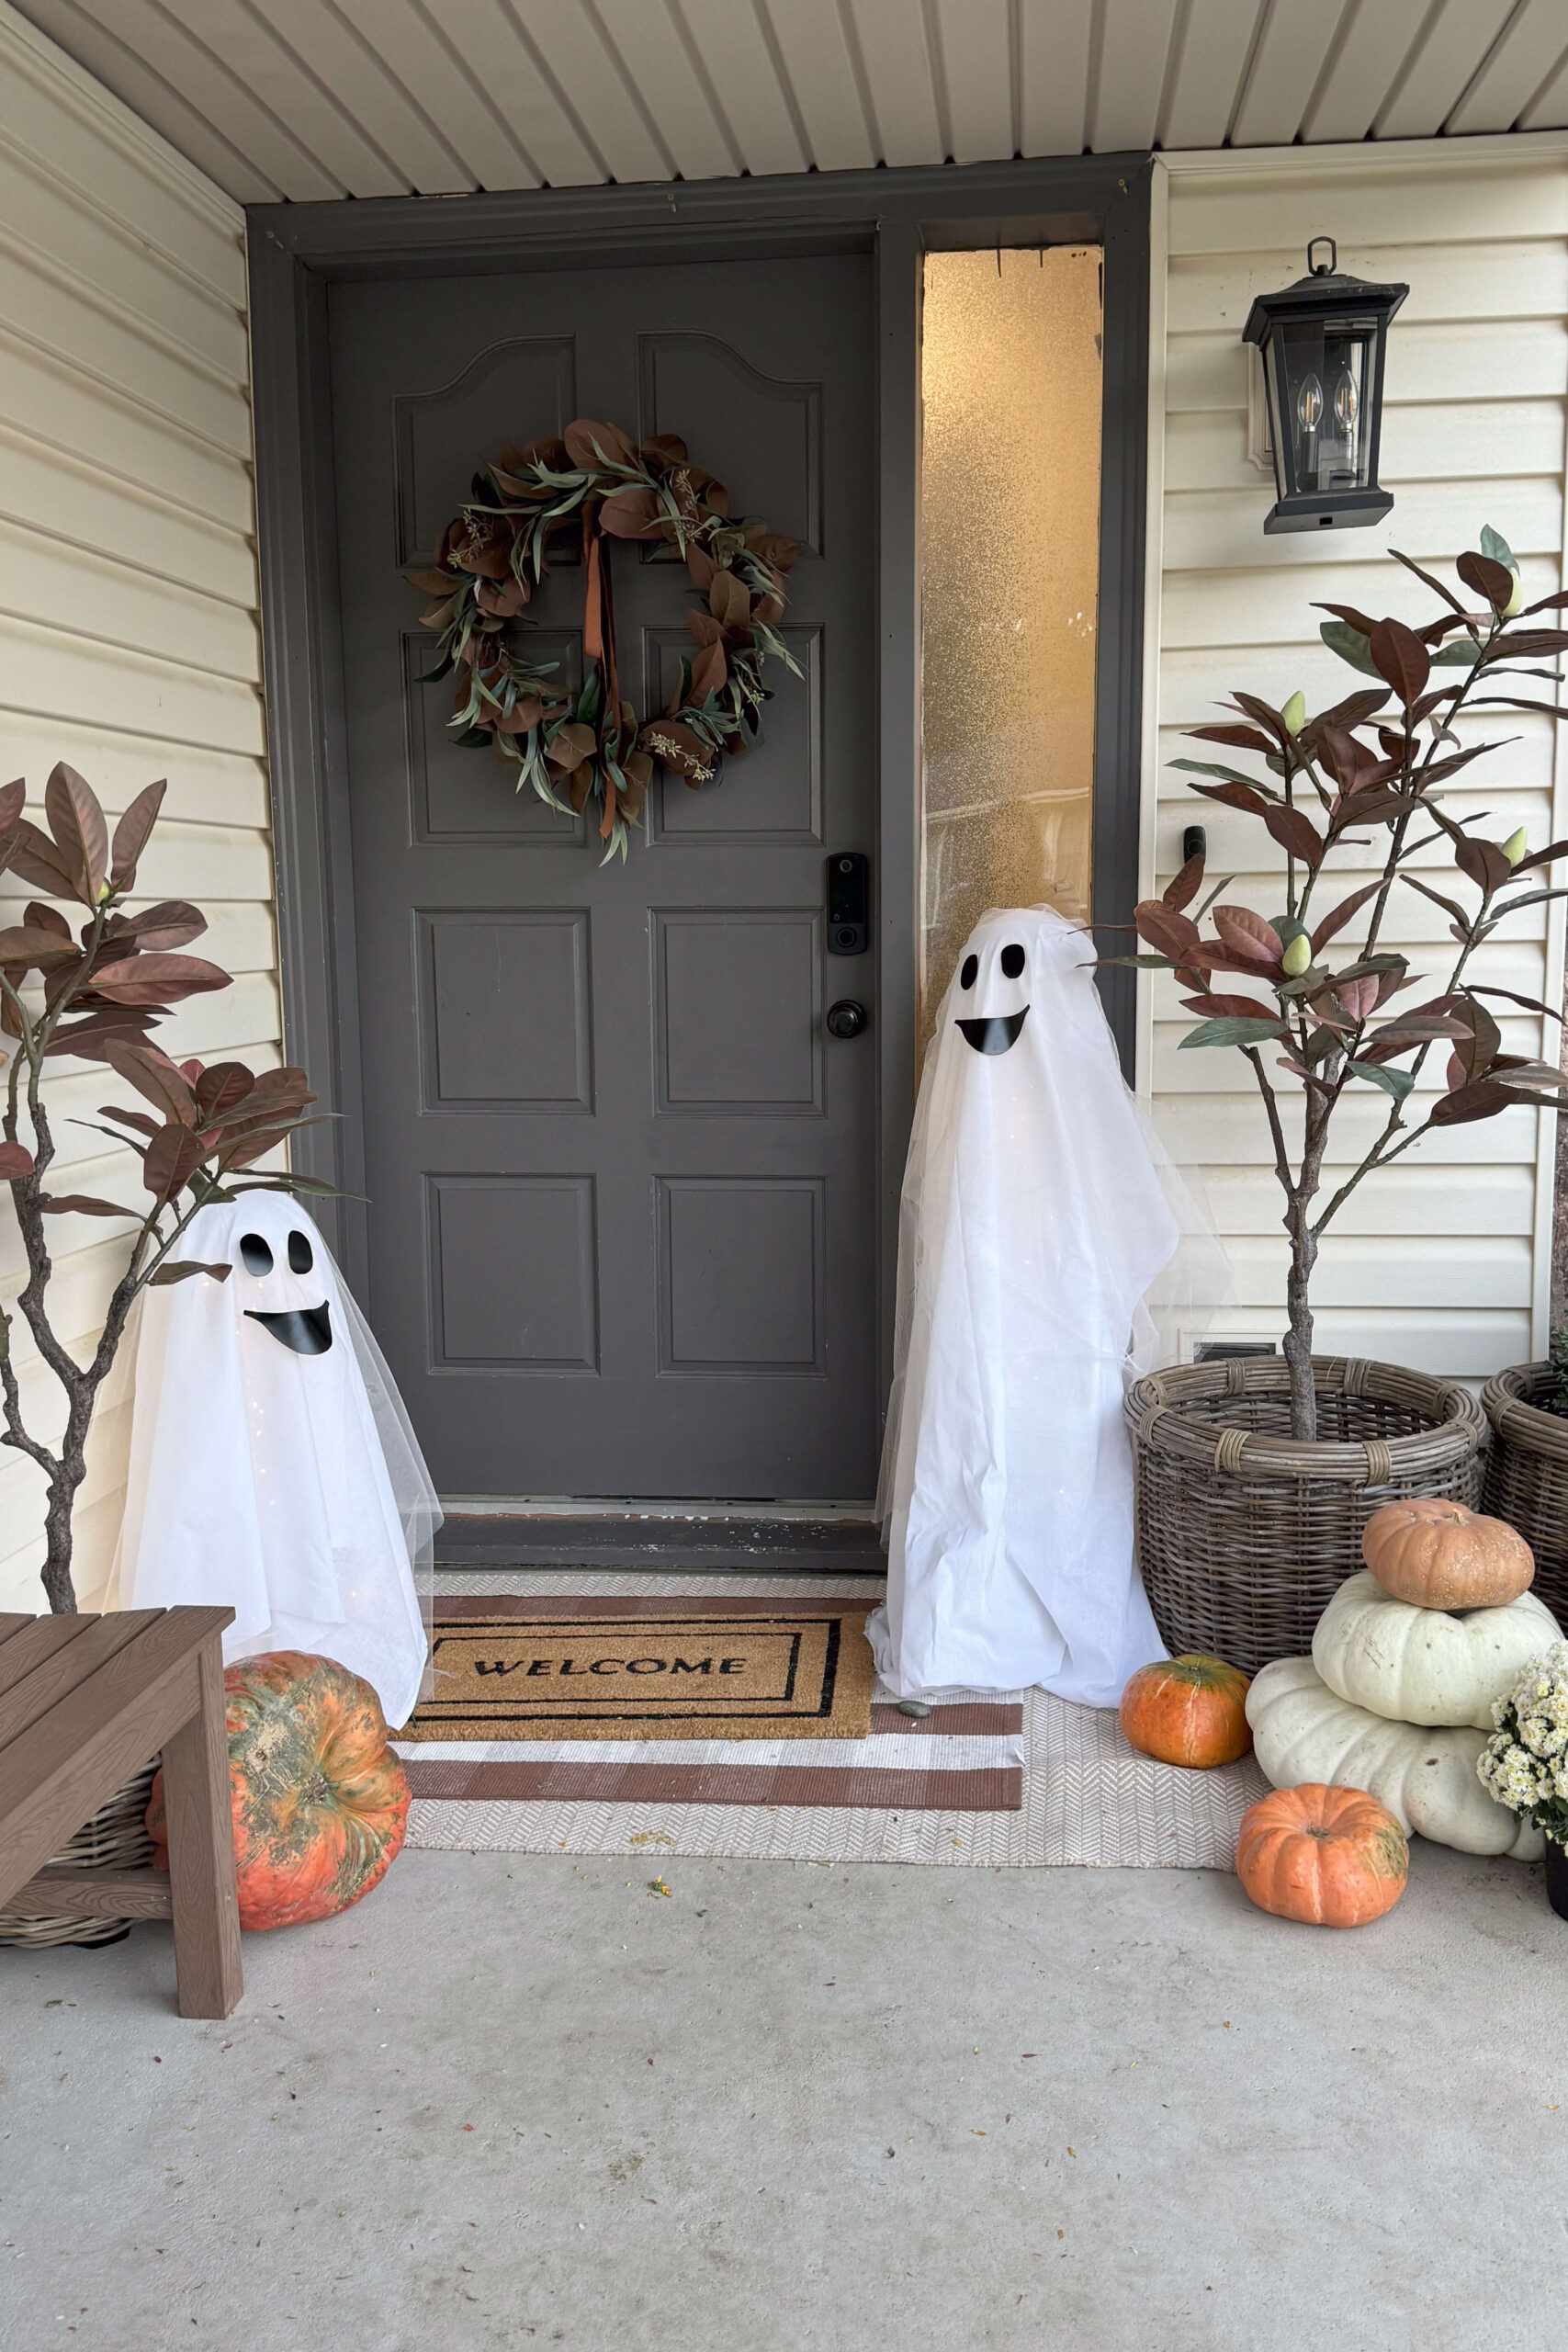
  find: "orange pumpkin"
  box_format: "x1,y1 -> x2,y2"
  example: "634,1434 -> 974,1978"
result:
1360,1497 -> 1533,1611
1235,1783 -> 1408,1928
148,1652 -> 410,1931
1119,1654 -> 1253,1768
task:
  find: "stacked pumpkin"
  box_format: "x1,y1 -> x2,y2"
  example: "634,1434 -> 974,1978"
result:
1246,1499 -> 1559,1862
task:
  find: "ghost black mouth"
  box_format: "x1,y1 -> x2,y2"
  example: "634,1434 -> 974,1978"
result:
243,1303 -> 333,1355
956,1008 -> 1029,1056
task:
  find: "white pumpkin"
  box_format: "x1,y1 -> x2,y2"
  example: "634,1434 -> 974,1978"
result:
1313,1570 -> 1562,1728
1246,1657 -> 1542,1860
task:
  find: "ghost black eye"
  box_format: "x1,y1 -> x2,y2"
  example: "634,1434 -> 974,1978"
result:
288,1230 -> 314,1275
1000,943 -> 1025,979
240,1233 -> 273,1277
960,954 -> 978,990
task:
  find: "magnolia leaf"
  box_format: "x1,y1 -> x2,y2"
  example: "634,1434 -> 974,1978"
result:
45,763 -> 108,898
1431,1078 -> 1518,1125
1311,880 -> 1383,954
1179,992 -> 1277,1020
1213,905 -> 1283,967
108,780 -> 166,886
7,817 -> 86,902
87,952 -> 230,1006
41,1193 -> 138,1216
1134,900 -> 1200,961
1481,524 -> 1518,573
1347,1059 -> 1416,1102
1169,765 -> 1275,808
1469,983 -> 1564,1023
0,1140 -> 35,1178
1389,548 -> 1467,616
141,1123 -> 206,1199
1319,621 -> 1383,678
1456,550 -> 1515,613
1403,874 -> 1472,929
104,1039 -> 198,1126
1162,852 -> 1204,914
149,1259 -> 231,1285
1179,1017 -> 1288,1049
1263,803 -> 1325,868
1369,618 -> 1430,707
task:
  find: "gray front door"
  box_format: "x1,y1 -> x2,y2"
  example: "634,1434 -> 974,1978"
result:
327,254 -> 877,1500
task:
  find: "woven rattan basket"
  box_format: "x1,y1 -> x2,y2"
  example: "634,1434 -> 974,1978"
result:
1124,1354 -> 1487,1676
1483,1364 -> 1568,1628
0,1761 -> 158,1950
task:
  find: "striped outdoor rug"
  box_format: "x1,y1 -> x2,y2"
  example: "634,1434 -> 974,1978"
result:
396,1574 -> 1268,1869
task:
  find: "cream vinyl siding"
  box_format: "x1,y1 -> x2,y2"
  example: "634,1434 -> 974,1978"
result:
0,1 -> 276,1608
1145,138 -> 1568,1380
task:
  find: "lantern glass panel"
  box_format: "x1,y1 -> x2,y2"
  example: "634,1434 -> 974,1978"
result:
1269,317 -> 1377,502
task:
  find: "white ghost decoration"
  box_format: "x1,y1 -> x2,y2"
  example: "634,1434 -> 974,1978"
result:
80,1192 -> 436,1728
868,906 -> 1188,1708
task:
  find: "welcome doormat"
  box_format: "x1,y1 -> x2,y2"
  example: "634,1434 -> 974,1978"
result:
404,1597 -> 877,1741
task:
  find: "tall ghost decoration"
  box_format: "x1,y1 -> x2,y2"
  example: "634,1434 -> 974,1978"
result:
80,1193 -> 436,1729
869,906 -> 1188,1707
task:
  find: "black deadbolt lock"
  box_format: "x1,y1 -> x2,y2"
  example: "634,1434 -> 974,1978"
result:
827,852 -> 870,955
827,1000 -> 867,1039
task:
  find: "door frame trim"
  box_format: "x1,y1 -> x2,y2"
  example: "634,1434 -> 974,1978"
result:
247,153 -> 1152,1434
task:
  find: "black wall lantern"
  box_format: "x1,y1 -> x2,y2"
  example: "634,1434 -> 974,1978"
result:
1243,238 -> 1407,535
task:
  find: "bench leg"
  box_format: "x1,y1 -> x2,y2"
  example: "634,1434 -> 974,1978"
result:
161,1633 -> 243,2019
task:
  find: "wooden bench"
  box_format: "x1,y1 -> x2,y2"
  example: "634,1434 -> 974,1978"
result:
0,1608 -> 242,2018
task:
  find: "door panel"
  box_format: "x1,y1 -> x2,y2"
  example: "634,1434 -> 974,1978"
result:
328,254 -> 876,1499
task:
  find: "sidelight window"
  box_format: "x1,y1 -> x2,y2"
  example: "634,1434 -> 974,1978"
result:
919,244 -> 1104,1039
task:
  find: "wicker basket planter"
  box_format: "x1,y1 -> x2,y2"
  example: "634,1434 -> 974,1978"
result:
0,1762 -> 158,1950
1124,1355 -> 1487,1677
1482,1365 -> 1568,1628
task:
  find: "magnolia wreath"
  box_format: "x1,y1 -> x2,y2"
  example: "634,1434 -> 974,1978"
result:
410,417 -> 803,860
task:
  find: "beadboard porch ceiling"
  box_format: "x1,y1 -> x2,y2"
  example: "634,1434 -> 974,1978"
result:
13,0 -> 1568,206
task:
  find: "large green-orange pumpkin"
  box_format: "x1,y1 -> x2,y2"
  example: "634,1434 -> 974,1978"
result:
1119,1654 -> 1253,1768
1235,1783 -> 1408,1928
147,1652 -> 410,1931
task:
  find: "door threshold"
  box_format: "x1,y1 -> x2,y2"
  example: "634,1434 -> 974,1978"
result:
436,1503 -> 885,1574
441,1497 -> 876,1521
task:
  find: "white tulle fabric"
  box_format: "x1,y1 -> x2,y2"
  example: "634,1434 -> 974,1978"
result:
868,906 -> 1204,1708
77,1193 -> 435,1728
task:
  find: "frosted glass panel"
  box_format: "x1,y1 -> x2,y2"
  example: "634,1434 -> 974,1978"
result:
920,246 -> 1103,1036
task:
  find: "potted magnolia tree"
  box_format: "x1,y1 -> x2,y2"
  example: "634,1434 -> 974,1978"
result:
1,766 -> 323,1615
1116,530 -> 1568,1672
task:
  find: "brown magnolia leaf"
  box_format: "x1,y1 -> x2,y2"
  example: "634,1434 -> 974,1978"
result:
1312,687 -> 1393,732
567,761 -> 594,814
0,924 -> 84,967
45,763 -> 108,898
105,1038 -> 198,1125
599,486 -> 660,538
687,610 -> 725,648
24,902 -> 73,942
8,817 -> 88,902
108,779 -> 167,886
104,900 -> 207,955
41,1193 -> 138,1216
1134,900 -> 1200,961
1334,976 -> 1380,1023
98,1104 -> 162,1139
1163,853 -> 1204,914
149,1259 -> 231,1285
87,952 -> 230,1006
0,1140 -> 35,1179
1314,600 -> 1382,639
41,1012 -> 160,1059
1369,618 -> 1431,707
1263,804 -> 1324,868
1507,836 -> 1568,875
545,720 -> 597,772
1430,1078 -> 1518,1125
709,571 -> 750,629
1179,992 -> 1275,1020
685,544 -> 717,592
564,417 -> 635,470
1185,723 -> 1275,754
1183,780 -> 1272,817
690,640 -> 728,702
0,777 -> 24,836
1213,906 -> 1283,967
1456,550 -> 1516,612
1311,881 -> 1383,953
141,1123 -> 206,1198
1453,835 -> 1514,896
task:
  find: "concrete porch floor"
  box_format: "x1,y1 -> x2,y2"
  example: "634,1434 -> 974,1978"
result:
1,1841 -> 1560,2351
